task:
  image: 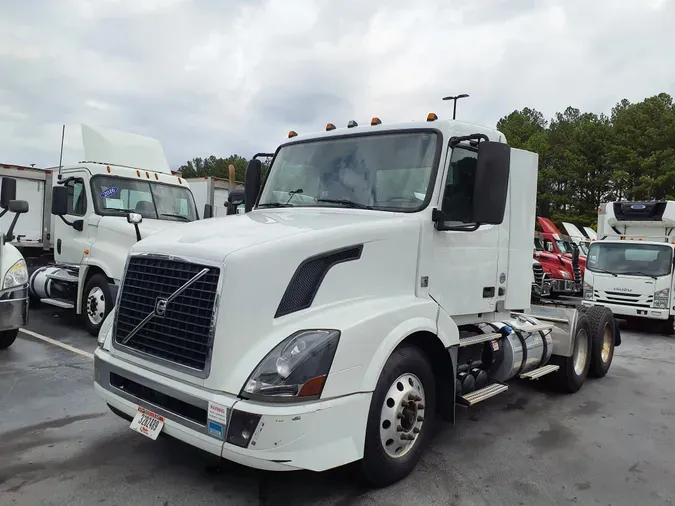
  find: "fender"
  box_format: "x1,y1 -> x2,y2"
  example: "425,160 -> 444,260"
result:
357,302 -> 459,394
76,260 -> 118,315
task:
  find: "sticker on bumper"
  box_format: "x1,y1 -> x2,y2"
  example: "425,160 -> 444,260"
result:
208,420 -> 224,440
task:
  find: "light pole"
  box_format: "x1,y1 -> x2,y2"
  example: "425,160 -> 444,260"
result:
442,94 -> 469,120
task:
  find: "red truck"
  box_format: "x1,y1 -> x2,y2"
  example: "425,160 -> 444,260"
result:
536,217 -> 585,287
533,231 -> 578,297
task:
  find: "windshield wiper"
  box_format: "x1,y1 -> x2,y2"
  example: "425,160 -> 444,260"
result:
258,202 -> 292,208
620,271 -> 658,280
286,189 -> 303,205
160,213 -> 190,221
106,208 -> 136,214
590,268 -> 618,277
316,198 -> 374,210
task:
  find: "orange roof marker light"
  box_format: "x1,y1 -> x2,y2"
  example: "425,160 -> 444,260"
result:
106,165 -> 111,173
326,123 -> 336,131
371,117 -> 382,126
288,130 -> 298,138
347,120 -> 358,128
427,112 -> 438,122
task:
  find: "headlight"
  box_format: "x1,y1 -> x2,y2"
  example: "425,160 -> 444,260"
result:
241,329 -> 340,401
654,288 -> 670,308
583,281 -> 594,300
3,259 -> 28,289
559,270 -> 571,279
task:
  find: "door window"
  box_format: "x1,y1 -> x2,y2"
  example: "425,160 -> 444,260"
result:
66,178 -> 87,216
441,147 -> 477,223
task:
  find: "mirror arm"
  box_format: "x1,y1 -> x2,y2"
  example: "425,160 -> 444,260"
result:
5,213 -> 21,242
132,224 -> 141,242
448,133 -> 490,148
58,215 -> 76,228
0,209 -> 7,219
432,208 -> 480,232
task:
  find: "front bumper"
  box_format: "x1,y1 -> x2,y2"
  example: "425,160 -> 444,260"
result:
581,300 -> 670,320
551,279 -> 577,294
0,286 -> 28,331
94,349 -> 371,472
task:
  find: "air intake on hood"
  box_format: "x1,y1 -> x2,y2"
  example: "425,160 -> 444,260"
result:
275,244 -> 363,318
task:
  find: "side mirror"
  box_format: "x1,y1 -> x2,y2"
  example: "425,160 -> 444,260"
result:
227,188 -> 246,215
244,159 -> 262,212
472,141 -> 510,225
0,178 -> 17,209
52,186 -> 69,216
203,204 -> 214,219
127,212 -> 142,242
8,200 -> 29,214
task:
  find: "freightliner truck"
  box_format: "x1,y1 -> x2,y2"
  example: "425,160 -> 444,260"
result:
584,200 -> 675,334
93,114 -> 619,486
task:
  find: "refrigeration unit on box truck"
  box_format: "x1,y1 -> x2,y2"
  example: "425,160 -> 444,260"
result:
2,125 -> 201,336
583,200 -> 675,334
93,113 -> 620,487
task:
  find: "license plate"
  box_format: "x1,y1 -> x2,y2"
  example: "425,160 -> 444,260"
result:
130,407 -> 164,440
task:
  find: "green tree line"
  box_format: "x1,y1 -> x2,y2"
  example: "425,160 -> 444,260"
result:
178,93 -> 675,228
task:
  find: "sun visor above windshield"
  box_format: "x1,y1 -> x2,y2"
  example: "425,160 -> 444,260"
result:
81,124 -> 171,174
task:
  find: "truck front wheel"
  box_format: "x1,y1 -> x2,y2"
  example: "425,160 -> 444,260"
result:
361,345 -> 436,488
82,274 -> 113,337
0,329 -> 19,350
660,316 -> 674,336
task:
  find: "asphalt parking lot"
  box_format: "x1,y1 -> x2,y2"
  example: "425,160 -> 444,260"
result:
1,304 -> 675,506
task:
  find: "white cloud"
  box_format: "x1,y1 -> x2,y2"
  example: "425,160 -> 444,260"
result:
0,0 -> 673,168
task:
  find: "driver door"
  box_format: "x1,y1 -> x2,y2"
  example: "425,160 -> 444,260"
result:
54,175 -> 89,265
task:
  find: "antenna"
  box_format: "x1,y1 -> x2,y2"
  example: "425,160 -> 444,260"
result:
58,124 -> 65,177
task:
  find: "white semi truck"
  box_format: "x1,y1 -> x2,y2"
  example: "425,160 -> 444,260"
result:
0,178 -> 30,349
0,125 -> 202,336
583,200 -> 675,334
93,115 -> 619,486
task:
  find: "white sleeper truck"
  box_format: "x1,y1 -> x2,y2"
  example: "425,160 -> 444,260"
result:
2,125 -> 201,336
584,200 -> 675,334
0,178 -> 30,349
94,115 -> 619,486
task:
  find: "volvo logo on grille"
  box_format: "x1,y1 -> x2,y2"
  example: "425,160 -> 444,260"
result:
120,267 -> 210,345
155,298 -> 168,317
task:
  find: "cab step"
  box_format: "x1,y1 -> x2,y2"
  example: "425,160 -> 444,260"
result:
459,332 -> 502,347
41,298 -> 75,309
457,382 -> 509,407
520,364 -> 559,380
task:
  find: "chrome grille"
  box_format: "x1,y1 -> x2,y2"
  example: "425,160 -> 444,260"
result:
533,263 -> 544,285
114,256 -> 220,372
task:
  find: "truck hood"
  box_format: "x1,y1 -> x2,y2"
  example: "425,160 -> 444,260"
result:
131,208 -> 397,262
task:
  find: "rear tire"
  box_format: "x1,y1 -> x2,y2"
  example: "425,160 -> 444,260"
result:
585,306 -> 616,378
0,329 -> 19,350
82,274 -> 113,337
548,312 -> 592,393
361,346 -> 436,488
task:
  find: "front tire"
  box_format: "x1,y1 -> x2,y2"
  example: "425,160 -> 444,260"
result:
0,329 -> 19,350
82,274 -> 113,337
361,346 -> 436,488
660,316 -> 674,336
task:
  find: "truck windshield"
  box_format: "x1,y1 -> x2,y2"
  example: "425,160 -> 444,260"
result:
587,242 -> 673,277
258,132 -> 438,212
91,176 -> 198,222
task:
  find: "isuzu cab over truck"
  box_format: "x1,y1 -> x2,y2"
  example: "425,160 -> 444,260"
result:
0,178 -> 30,349
1,125 -> 200,336
94,115 -> 619,487
584,200 -> 675,334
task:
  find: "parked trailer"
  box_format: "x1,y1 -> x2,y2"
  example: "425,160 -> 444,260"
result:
3,125 -> 201,336
94,115 -> 620,487
0,178 -> 31,349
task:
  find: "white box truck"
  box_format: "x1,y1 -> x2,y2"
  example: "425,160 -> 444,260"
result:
94,115 -> 619,487
0,125 -> 204,336
0,177 -> 30,349
583,200 -> 675,334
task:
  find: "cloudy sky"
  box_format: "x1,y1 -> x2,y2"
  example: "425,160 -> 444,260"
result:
1,0 -> 673,169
